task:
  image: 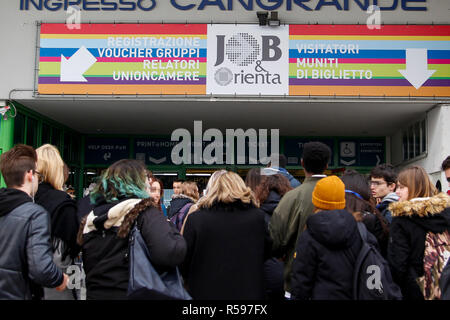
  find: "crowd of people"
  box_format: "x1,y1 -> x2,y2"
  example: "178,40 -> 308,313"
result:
0,142 -> 449,300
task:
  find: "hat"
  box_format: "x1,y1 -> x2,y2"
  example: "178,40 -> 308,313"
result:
260,167 -> 280,176
312,176 -> 346,210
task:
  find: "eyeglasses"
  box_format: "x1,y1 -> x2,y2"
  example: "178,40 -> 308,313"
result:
369,181 -> 387,187
33,170 -> 42,179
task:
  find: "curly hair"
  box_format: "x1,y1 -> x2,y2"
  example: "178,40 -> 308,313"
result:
77,197 -> 157,245
254,174 -> 292,204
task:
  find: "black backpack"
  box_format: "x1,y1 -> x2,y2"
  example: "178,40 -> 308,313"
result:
353,222 -> 402,300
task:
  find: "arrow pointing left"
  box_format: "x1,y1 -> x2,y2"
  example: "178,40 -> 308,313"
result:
60,46 -> 97,82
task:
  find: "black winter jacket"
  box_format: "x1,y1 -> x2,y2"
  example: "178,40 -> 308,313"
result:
34,182 -> 80,261
80,197 -> 187,300
387,193 -> 450,300
181,201 -> 273,300
0,188 -> 64,300
167,194 -> 194,219
291,209 -> 371,300
259,191 -> 285,300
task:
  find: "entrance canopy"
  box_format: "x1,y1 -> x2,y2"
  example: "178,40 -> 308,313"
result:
18,98 -> 435,136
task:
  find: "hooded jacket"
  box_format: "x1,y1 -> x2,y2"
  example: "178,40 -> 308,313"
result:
387,193 -> 450,300
376,192 -> 399,224
0,188 -> 64,300
167,194 -> 194,219
79,197 -> 187,300
291,209 -> 369,300
271,167 -> 301,188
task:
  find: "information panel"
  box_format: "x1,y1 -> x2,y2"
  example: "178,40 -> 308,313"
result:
38,24 -> 206,95
289,25 -> 450,97
38,24 -> 450,97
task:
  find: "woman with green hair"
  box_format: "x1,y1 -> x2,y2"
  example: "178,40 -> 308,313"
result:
77,159 -> 187,300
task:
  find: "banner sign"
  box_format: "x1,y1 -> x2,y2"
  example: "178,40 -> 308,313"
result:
206,24 -> 289,95
38,24 -> 450,97
38,24 -> 206,95
289,25 -> 450,96
338,138 -> 385,167
85,137 -> 129,165
135,137 -> 177,166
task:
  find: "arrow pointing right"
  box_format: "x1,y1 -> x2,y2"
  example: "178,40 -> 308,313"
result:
398,48 -> 436,90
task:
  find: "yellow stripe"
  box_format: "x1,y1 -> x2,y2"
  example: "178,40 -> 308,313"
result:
289,35 -> 450,41
41,34 -> 207,39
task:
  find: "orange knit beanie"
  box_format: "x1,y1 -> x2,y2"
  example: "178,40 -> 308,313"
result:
312,176 -> 346,210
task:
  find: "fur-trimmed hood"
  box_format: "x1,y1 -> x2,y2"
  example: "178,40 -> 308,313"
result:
389,193 -> 450,218
78,197 -> 156,244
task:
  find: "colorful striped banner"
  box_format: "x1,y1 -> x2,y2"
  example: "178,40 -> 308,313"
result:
38,23 -> 207,95
289,25 -> 450,97
38,24 -> 450,97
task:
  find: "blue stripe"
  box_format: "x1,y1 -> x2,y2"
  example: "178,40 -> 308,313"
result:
289,49 -> 450,59
40,48 -> 207,58
289,40 -> 450,51
40,38 -> 208,49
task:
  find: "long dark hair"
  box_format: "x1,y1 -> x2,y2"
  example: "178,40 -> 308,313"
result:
340,170 -> 388,233
245,168 -> 262,193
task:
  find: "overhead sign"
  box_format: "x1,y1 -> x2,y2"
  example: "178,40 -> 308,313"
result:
38,23 -> 206,95
38,24 -> 450,97
206,24 -> 289,95
85,137 -> 129,165
283,138 -> 335,166
135,138 -> 178,166
338,138 -> 385,167
20,0 -> 430,12
289,25 -> 450,97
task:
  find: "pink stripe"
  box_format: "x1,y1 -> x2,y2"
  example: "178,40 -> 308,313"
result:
289,58 -> 450,64
40,57 -> 206,63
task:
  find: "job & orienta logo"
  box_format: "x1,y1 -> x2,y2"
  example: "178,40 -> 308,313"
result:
213,32 -> 282,86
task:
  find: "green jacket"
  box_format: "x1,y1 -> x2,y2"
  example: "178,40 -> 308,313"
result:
269,176 -> 324,293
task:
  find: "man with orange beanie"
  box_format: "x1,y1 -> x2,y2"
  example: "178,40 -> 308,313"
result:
290,176 -> 365,300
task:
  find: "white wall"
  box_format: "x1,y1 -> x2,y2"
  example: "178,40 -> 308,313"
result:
1,0 -> 450,100
390,104 -> 450,192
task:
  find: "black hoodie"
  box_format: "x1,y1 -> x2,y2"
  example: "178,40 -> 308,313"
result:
291,209 -> 366,300
0,188 -> 33,217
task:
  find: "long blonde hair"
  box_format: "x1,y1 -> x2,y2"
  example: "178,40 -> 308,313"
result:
36,144 -> 65,191
196,171 -> 258,209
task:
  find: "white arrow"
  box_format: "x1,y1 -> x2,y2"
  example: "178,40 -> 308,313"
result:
103,152 -> 111,161
149,156 -> 167,164
376,155 -> 381,166
398,48 -> 435,89
341,159 -> 356,166
60,46 -> 97,82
